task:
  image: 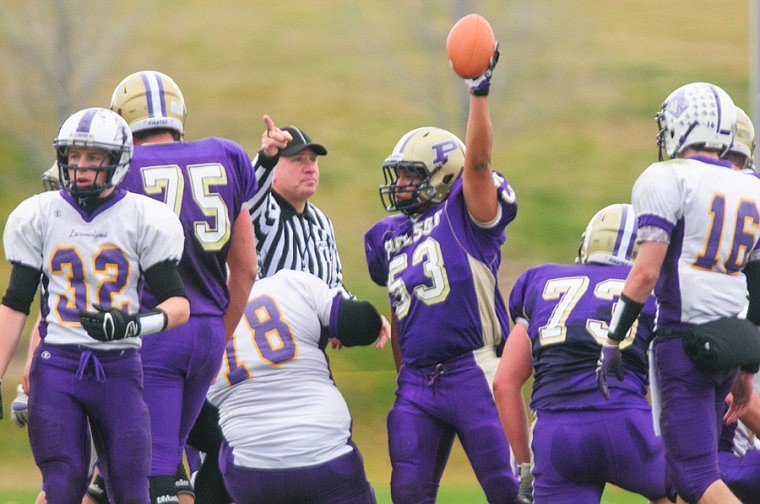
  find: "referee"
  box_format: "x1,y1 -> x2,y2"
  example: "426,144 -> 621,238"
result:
246,114 -> 347,293
189,114 -> 351,504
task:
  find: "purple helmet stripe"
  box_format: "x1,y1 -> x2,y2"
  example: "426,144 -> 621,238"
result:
76,108 -> 99,133
139,71 -> 167,118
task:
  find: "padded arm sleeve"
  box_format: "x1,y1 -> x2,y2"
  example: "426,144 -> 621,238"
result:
335,298 -> 382,347
745,261 -> 760,325
144,260 -> 188,305
2,263 -> 41,314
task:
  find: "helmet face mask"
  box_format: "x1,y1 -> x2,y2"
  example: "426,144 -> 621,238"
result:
53,107 -> 133,200
110,70 -> 187,139
655,82 -> 736,161
576,203 -> 638,266
379,127 -> 465,215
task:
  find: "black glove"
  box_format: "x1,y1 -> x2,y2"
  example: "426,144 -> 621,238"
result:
79,304 -> 141,342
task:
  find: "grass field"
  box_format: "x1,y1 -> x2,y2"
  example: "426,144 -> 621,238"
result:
0,0 -> 752,502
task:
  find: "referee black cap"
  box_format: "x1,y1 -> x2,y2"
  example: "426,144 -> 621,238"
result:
280,126 -> 328,157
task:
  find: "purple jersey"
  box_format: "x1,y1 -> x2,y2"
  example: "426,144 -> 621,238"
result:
122,137 -> 257,315
365,173 -> 516,368
509,262 -> 657,411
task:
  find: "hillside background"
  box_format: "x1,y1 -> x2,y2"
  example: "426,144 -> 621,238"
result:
0,1 -> 752,502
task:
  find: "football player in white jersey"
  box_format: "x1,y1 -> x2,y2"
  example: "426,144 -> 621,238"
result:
0,107 -> 190,504
206,269 -> 390,503
596,83 -> 760,503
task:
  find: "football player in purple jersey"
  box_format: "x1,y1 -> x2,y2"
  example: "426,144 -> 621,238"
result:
92,70 -> 257,504
596,83 -> 760,503
494,204 -> 669,504
364,43 -> 521,504
0,107 -> 190,503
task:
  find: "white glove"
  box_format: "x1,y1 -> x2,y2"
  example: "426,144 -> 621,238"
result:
517,462 -> 534,504
463,41 -> 500,96
11,384 -> 29,428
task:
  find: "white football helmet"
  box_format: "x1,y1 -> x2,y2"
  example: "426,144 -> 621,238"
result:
41,162 -> 61,191
728,106 -> 755,171
655,82 -> 736,160
576,203 -> 638,266
379,127 -> 465,215
54,107 -> 133,198
110,70 -> 187,139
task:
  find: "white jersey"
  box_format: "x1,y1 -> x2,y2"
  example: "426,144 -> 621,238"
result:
632,157 -> 760,328
3,189 -> 184,350
207,269 -> 352,469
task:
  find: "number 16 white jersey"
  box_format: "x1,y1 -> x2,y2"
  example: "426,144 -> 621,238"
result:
632,157 -> 760,329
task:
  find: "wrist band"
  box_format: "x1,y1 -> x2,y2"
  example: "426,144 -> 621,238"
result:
608,293 -> 644,342
138,309 -> 168,336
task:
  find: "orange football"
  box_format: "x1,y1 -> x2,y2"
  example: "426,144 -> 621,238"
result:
446,14 -> 496,79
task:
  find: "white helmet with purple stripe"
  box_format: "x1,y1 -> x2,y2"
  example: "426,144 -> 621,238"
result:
656,82 -> 736,160
53,107 -> 133,198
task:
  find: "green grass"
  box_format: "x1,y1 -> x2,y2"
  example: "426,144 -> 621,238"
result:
0,0 -> 751,501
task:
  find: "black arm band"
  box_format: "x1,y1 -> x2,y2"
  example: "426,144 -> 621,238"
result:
2,263 -> 41,314
255,149 -> 279,169
336,298 -> 381,347
607,293 -> 644,342
745,261 -> 760,325
144,260 -> 187,304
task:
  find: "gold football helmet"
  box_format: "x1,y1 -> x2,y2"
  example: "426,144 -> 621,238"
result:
41,162 -> 60,191
379,127 -> 465,215
728,106 -> 755,171
110,70 -> 187,139
577,204 -> 638,266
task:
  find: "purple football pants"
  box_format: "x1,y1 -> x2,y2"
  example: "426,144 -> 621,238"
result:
140,315 -> 226,476
531,409 -> 666,502
653,334 -> 739,503
719,448 -> 760,503
28,342 -> 150,504
388,349 -> 518,504
219,440 -> 376,503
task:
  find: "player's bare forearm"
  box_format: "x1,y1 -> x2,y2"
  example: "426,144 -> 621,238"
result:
225,211 -> 257,340
0,305 -> 28,378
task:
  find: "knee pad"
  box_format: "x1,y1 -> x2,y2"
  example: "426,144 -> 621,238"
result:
86,474 -> 110,504
149,475 -> 179,504
175,463 -> 195,499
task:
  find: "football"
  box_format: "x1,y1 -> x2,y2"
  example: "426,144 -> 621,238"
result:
446,13 -> 496,79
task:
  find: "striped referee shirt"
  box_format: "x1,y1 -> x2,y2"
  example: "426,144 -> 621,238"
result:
246,151 -> 346,292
